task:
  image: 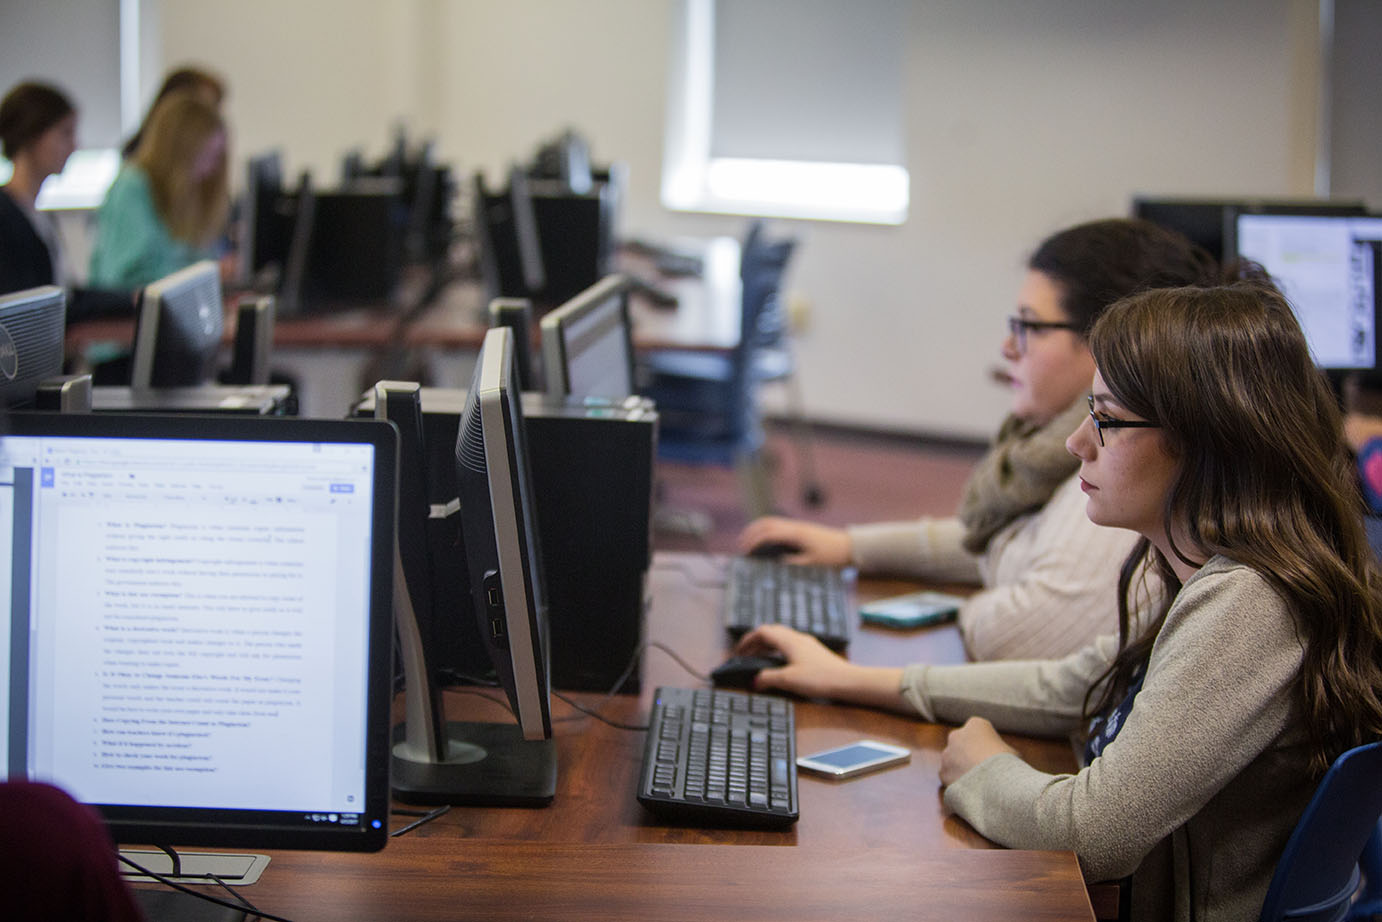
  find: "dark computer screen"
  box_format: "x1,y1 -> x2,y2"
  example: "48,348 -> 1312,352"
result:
0,285 -> 67,408
0,412 -> 397,853
539,274 -> 634,402
473,168 -> 546,304
238,150 -> 288,289
1131,196 -> 1368,261
1229,210 -> 1382,372
130,261 -> 224,389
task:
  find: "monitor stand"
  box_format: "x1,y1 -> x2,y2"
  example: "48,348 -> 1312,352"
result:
133,888 -> 247,922
123,849 -> 270,922
391,721 -> 557,806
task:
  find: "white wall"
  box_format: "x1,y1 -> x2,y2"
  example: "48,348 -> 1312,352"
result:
149,0 -> 1347,439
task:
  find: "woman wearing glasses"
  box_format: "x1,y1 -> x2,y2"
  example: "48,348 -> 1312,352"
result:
740,218 -> 1217,659
741,282 -> 1382,921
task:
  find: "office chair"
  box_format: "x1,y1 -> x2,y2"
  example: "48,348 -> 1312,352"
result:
740,220 -> 826,507
1349,822 -> 1382,920
1258,739 -> 1382,922
639,223 -> 797,530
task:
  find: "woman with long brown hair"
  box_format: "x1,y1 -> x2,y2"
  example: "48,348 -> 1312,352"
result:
738,282 -> 1382,921
90,90 -> 230,289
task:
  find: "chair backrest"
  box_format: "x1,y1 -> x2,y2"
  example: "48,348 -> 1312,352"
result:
738,223 -> 796,353
1259,740 -> 1382,922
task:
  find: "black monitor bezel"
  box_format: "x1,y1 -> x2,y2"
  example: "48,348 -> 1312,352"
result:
1,412 -> 398,852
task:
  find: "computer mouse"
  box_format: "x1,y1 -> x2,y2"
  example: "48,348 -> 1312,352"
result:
710,653 -> 789,689
747,540 -> 802,560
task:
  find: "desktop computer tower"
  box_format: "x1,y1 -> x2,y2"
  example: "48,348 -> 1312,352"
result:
358,387 -> 656,692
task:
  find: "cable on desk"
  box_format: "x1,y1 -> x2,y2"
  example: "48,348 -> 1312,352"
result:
389,804 -> 451,838
552,690 -> 648,731
647,558 -> 730,590
119,852 -> 293,922
646,640 -> 711,684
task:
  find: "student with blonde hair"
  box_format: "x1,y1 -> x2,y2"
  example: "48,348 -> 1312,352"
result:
90,91 -> 231,289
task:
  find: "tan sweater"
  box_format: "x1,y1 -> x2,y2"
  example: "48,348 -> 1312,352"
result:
900,557 -> 1313,922
848,474 -> 1137,660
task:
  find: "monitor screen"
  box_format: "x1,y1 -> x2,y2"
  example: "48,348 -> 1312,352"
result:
539,274 -> 634,403
1131,196 -> 1367,261
0,412 -> 397,852
1231,212 -> 1382,371
130,261 -> 225,388
456,327 -> 553,742
0,285 -> 66,408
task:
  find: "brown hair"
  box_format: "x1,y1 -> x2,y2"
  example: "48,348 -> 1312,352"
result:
0,81 -> 74,161
1028,218 -> 1220,334
131,91 -> 229,246
1085,282 -> 1382,774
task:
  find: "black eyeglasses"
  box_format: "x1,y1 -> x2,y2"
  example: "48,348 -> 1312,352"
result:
1007,316 -> 1078,354
1087,394 -> 1159,447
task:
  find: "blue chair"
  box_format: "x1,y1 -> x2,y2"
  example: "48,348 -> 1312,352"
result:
640,222 -> 796,528
1259,740 -> 1382,922
1348,822 -> 1382,920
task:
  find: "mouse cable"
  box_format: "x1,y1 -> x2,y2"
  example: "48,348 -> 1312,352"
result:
646,558 -> 729,590
119,853 -> 293,922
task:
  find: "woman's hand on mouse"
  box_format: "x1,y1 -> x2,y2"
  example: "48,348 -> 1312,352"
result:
734,625 -> 908,711
736,517 -> 853,566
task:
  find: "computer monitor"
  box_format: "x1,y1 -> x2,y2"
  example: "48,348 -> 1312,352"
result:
378,326 -> 556,806
303,179 -> 406,308
0,412 -> 396,891
1228,209 -> 1382,373
130,261 -> 225,389
1131,196 -> 1368,261
539,274 -> 634,402
0,285 -> 67,408
487,298 -> 537,392
237,150 -> 287,290
473,168 -> 546,304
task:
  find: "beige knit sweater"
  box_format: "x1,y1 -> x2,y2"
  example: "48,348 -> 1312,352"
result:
848,474 -> 1138,660
900,557 -> 1313,922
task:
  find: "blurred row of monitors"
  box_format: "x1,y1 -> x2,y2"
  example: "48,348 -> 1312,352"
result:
1133,197 -> 1380,373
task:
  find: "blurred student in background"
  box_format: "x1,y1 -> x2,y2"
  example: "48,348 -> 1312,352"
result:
740,218 -> 1219,660
0,80 -> 132,319
121,65 -> 225,159
89,91 -> 233,290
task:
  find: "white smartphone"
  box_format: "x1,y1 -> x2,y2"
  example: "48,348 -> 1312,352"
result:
796,740 -> 911,779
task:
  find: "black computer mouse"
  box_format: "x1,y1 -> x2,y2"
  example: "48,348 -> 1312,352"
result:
710,653 -> 789,689
747,540 -> 802,560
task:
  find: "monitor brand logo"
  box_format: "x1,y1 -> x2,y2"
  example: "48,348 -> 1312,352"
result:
0,324 -> 17,380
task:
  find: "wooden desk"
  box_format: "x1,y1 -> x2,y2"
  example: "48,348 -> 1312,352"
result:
131,553 -> 1094,921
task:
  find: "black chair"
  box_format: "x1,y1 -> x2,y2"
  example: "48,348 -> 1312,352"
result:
1258,740 -> 1382,922
639,222 -> 797,529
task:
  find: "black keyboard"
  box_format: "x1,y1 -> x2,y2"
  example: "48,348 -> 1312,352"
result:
723,557 -> 852,651
637,686 -> 798,828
